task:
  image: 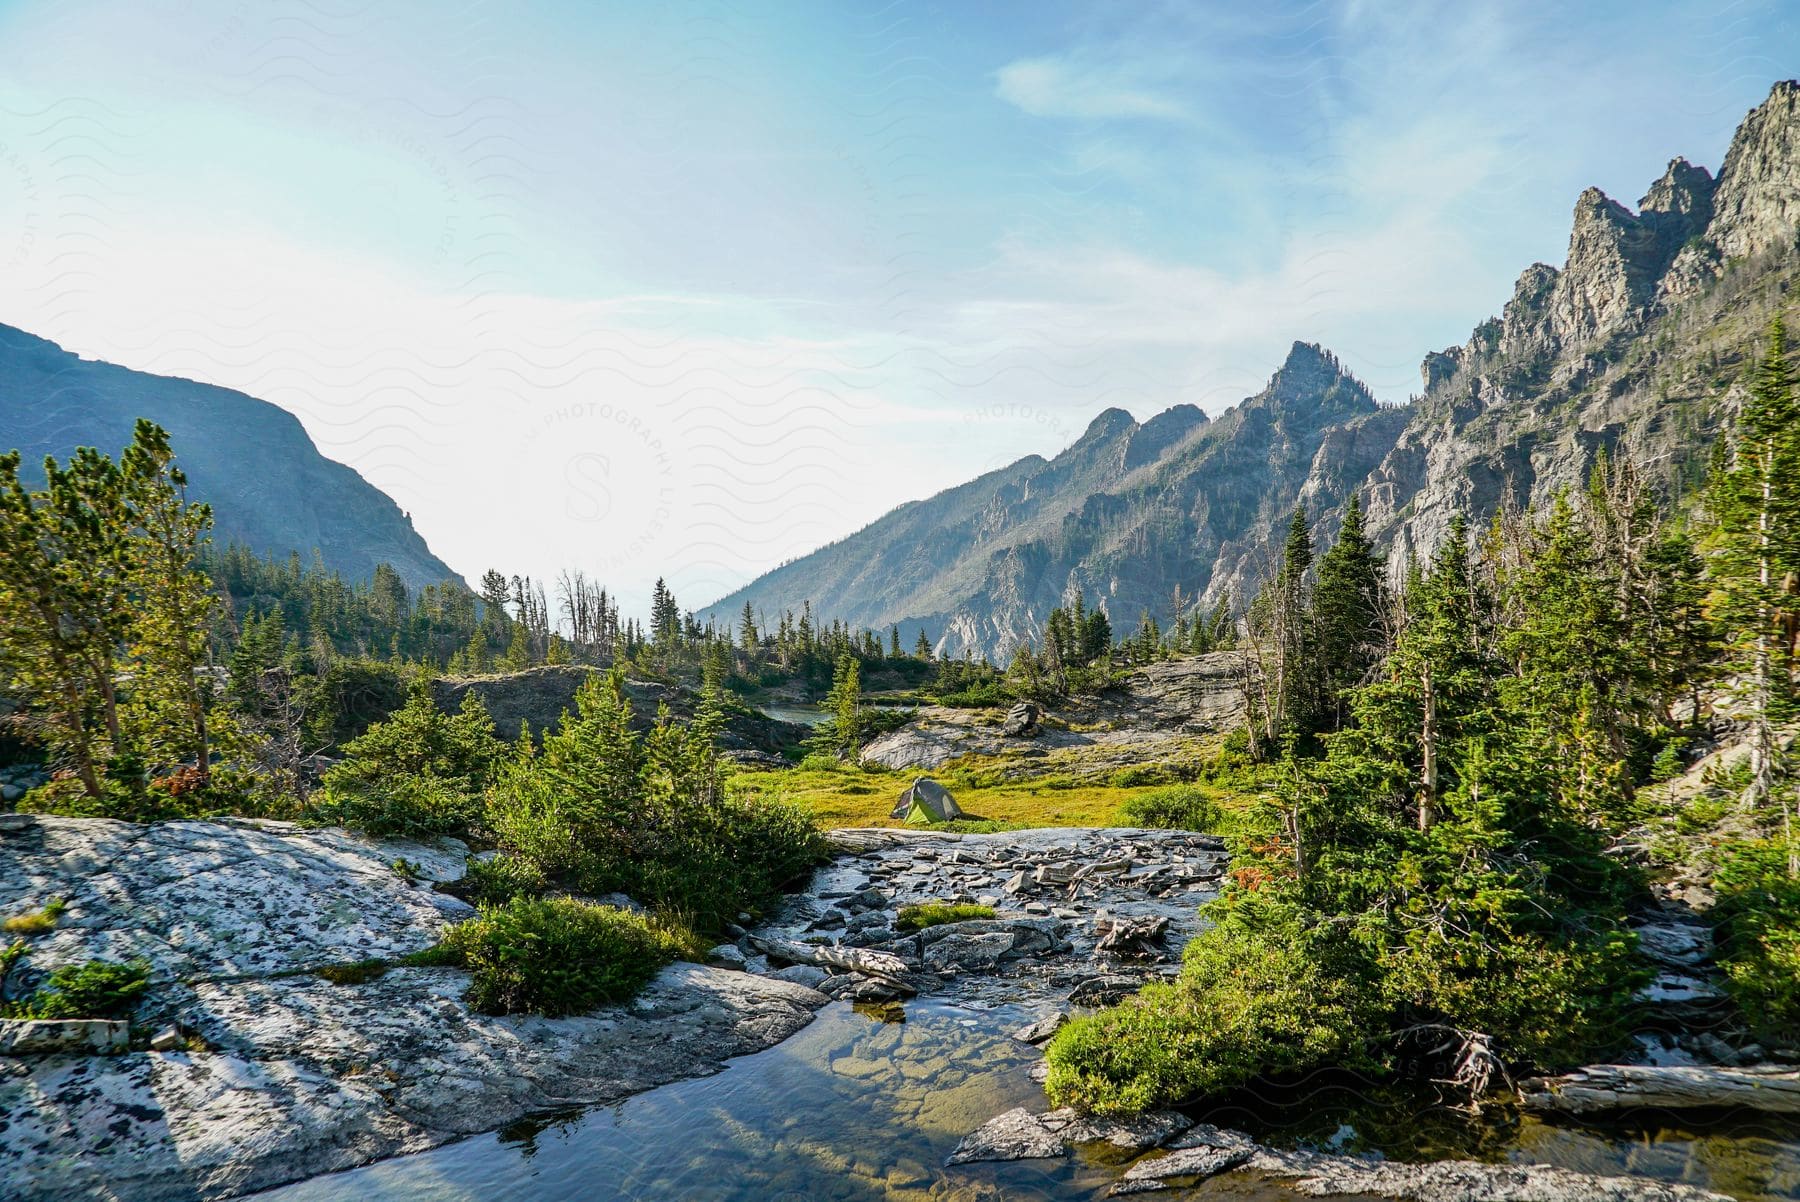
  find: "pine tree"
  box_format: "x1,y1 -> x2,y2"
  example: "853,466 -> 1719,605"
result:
825,653 -> 863,760
121,420 -> 219,774
479,569 -> 511,632
739,600 -> 758,650
1311,494 -> 1386,731
915,629 -> 932,661
0,442 -> 135,795
1710,317 -> 1800,854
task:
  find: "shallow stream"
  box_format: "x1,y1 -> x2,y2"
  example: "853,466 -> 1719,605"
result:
255,999 -> 1800,1201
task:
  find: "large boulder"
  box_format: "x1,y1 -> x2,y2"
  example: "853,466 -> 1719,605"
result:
1001,701 -> 1041,737
890,777 -> 964,823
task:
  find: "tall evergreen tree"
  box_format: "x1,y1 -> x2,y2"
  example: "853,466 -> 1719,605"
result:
1311,495 -> 1387,731
121,420 -> 219,775
1710,317 -> 1800,844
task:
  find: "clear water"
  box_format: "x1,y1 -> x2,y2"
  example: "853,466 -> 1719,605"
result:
253,1001 -> 1800,1202
760,705 -> 831,728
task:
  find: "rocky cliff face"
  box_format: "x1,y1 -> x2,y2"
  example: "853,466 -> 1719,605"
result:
0,325 -> 463,592
708,82 -> 1800,659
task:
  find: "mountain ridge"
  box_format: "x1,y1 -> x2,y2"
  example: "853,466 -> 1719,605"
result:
705,80 -> 1800,659
0,324 -> 464,593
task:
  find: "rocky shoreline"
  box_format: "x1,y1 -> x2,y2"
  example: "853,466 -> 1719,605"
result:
5,811 -> 1793,1202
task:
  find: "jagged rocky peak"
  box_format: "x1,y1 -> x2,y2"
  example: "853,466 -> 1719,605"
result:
1259,341 -> 1376,418
1639,157 -> 1716,225
1077,406 -> 1137,443
1420,346 -> 1464,393
1544,185 -> 1674,352
1705,79 -> 1800,260
1496,262 -> 1560,365
1124,403 -> 1209,468
1664,80 -> 1800,294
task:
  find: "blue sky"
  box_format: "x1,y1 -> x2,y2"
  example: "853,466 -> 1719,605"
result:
0,0 -> 1793,614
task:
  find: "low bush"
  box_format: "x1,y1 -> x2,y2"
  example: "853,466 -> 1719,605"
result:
1119,785 -> 1223,831
1046,914 -> 1378,1115
309,682 -> 506,837
10,958 -> 152,1019
436,896 -> 686,1016
488,669 -> 826,931
453,853 -> 549,908
896,902 -> 996,931
1713,839 -> 1800,1043
1109,764 -> 1172,788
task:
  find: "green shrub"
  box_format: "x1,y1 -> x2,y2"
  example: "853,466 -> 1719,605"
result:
1119,785 -> 1222,831
1109,764 -> 1171,788
487,669 -> 827,931
304,659 -> 409,750
436,897 -> 685,1016
1046,917 -> 1378,1115
12,959 -> 152,1019
1649,741 -> 1686,783
1714,840 -> 1800,1043
311,682 -> 506,837
896,903 -> 996,931
454,853 -> 549,908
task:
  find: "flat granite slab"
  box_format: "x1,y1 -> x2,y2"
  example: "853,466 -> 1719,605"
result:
0,815 -> 828,1202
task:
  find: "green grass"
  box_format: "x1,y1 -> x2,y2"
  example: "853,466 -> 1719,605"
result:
896,903 -> 996,931
727,755 -> 1267,832
3,897 -> 66,936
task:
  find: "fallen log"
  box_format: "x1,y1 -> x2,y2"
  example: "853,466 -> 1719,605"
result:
746,934 -> 920,994
1519,1063 -> 1800,1115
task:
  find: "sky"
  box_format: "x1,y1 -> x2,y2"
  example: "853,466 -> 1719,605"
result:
0,0 -> 1794,618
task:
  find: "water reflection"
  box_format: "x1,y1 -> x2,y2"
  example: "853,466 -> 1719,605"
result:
254,1001 -> 1800,1201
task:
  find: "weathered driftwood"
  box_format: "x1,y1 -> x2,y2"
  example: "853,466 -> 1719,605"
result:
1520,1063 -> 1800,1115
746,935 -> 920,994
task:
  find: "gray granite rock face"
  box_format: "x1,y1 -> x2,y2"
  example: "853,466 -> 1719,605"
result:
0,815 -> 828,1202
861,655 -> 1244,778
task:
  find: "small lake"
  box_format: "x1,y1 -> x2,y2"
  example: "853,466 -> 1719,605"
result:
253,999 -> 1800,1201
761,701 -> 919,729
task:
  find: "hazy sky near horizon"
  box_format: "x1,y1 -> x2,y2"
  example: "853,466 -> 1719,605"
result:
0,1 -> 1794,616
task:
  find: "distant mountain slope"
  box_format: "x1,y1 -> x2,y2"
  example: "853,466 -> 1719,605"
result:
708,80 -> 1800,660
0,324 -> 463,592
706,342 -> 1404,658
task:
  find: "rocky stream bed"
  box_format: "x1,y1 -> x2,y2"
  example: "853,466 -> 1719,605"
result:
3,813 -> 1799,1201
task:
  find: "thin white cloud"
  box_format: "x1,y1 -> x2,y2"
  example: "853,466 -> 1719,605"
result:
994,55 -> 1189,121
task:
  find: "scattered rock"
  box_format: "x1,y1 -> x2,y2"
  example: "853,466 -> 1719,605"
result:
945,1107 -> 1068,1165
1114,1132 -> 1254,1193
0,1018 -> 129,1056
705,944 -> 748,971
1010,1013 -> 1068,1045
1094,913 -> 1169,955
1519,1063 -> 1800,1115
923,932 -> 1014,974
147,1025 -> 185,1053
1247,1146 -> 1732,1201
1070,974 -> 1143,1007
765,965 -> 830,990
1059,1108 -> 1191,1152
